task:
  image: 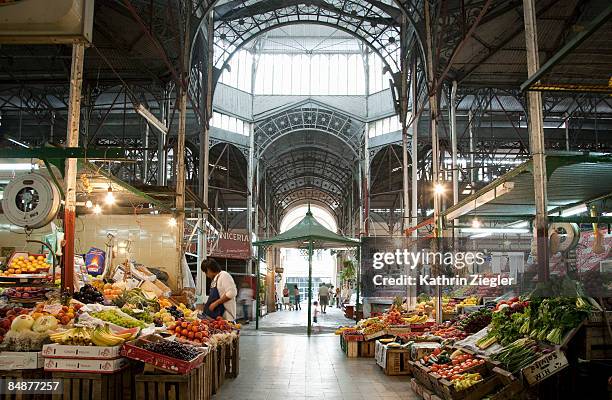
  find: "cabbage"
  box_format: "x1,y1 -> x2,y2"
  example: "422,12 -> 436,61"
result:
10,315 -> 34,332
32,315 -> 58,333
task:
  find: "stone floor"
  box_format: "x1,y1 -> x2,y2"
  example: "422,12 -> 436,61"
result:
213,334 -> 419,400
244,302 -> 356,335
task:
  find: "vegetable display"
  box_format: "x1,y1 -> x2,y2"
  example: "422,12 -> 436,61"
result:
142,340 -> 202,361
490,338 -> 542,373
457,308 -> 492,333
91,309 -> 146,329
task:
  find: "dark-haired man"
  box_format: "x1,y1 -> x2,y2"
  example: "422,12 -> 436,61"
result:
201,259 -> 237,321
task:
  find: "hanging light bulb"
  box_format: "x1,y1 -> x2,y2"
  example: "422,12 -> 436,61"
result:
105,186 -> 115,205
433,183 -> 445,195
93,204 -> 102,215
85,200 -> 93,208
169,217 -> 177,227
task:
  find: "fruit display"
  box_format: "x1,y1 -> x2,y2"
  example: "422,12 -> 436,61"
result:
102,283 -> 123,301
1,254 -> 51,276
167,318 -> 210,345
430,355 -> 485,378
142,339 -> 202,361
154,308 -> 176,327
73,284 -> 105,304
90,309 -> 147,329
432,326 -> 468,340
451,373 -> 483,390
3,287 -> 49,301
112,288 -> 159,312
456,296 -> 479,308
403,314 -> 429,324
48,325 -> 133,346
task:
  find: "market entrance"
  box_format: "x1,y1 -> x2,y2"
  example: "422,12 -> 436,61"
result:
254,206 -> 359,335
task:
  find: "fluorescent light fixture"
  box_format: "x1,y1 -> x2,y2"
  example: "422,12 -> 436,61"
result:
446,182 -> 515,221
603,212 -> 612,217
461,227 -> 530,234
470,232 -> 491,239
209,163 -> 227,171
136,104 -> 168,135
506,220 -> 529,228
560,204 -> 587,217
0,163 -> 38,171
6,136 -> 30,149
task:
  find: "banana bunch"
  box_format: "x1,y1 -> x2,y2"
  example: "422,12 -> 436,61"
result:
49,326 -> 93,346
49,325 -> 131,346
91,325 -> 131,346
452,373 -> 482,391
403,314 -> 428,324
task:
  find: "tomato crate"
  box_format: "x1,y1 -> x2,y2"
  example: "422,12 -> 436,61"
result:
359,340 -> 376,357
121,335 -> 206,374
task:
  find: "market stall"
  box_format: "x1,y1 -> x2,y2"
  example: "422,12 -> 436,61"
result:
0,162 -> 241,400
337,281 -> 611,399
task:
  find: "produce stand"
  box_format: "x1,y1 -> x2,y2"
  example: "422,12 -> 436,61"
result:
337,281 -> 611,400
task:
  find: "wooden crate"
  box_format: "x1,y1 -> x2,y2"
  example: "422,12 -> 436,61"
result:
0,369 -> 49,400
211,345 -> 226,394
50,368 -> 133,400
381,348 -> 410,376
359,340 -> 376,358
582,323 -> 612,360
224,335 -> 240,379
435,375 -> 502,400
134,361 -> 210,400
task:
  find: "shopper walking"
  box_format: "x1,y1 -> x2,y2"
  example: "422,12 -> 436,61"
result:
312,301 -> 321,333
282,286 -> 290,310
335,287 -> 341,308
328,285 -> 335,307
201,259 -> 237,321
293,285 -> 301,310
238,281 -> 254,323
318,283 -> 329,314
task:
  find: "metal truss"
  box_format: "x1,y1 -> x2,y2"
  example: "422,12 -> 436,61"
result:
266,145 -> 353,211
213,0 -> 402,75
253,102 -> 363,156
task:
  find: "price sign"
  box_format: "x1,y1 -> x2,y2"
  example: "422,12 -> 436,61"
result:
522,349 -> 568,386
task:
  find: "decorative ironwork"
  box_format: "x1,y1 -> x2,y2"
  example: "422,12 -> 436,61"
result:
213,0 -> 402,76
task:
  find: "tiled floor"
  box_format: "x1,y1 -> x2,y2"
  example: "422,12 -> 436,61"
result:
213,334 -> 419,400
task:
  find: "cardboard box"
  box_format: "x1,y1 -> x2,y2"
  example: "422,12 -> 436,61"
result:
0,351 -> 43,370
42,344 -> 123,359
410,342 -> 442,361
43,357 -> 128,373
